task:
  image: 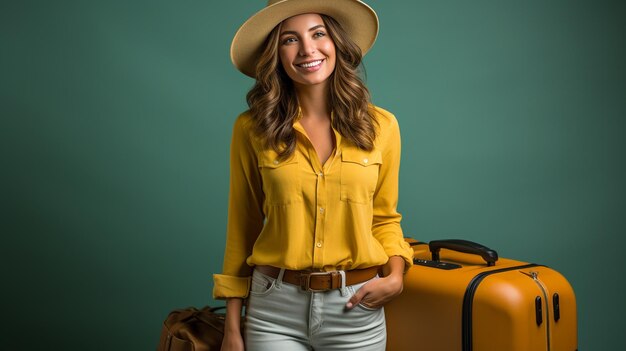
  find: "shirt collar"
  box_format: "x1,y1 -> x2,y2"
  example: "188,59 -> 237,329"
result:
292,107 -> 343,149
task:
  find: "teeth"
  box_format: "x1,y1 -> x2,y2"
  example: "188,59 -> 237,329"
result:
298,60 -> 322,68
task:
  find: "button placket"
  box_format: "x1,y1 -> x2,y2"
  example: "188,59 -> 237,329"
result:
313,159 -> 327,267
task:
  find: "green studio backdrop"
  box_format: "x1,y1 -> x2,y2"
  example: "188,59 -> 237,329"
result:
2,0 -> 624,350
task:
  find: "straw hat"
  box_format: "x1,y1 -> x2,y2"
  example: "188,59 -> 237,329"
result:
230,0 -> 379,78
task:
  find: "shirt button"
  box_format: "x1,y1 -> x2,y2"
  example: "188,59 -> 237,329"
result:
363,158 -> 369,164
273,160 -> 279,165
316,242 -> 323,248
318,172 -> 323,177
319,207 -> 325,214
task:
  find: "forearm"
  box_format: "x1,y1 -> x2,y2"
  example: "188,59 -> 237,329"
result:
382,255 -> 405,279
224,298 -> 243,332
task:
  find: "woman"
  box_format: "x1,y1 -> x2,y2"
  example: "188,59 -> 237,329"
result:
213,1 -> 413,350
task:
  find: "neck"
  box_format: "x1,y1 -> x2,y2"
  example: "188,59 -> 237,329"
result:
294,81 -> 331,120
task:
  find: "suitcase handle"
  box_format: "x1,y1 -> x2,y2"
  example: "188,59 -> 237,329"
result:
429,239 -> 499,266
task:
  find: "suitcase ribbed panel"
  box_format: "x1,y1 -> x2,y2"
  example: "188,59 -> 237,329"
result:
462,264 -> 540,351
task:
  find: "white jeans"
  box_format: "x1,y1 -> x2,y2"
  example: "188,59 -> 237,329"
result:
244,269 -> 386,351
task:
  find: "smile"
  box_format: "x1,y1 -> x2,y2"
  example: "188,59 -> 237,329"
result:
296,59 -> 324,68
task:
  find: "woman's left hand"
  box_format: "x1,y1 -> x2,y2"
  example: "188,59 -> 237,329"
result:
345,274 -> 403,310
345,256 -> 406,310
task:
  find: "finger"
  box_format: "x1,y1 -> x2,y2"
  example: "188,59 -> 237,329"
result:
346,287 -> 367,309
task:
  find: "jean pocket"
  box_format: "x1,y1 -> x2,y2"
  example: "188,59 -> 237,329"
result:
356,302 -> 384,312
249,270 -> 277,297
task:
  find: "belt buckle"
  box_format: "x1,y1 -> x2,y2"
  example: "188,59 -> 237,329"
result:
299,271 -> 332,292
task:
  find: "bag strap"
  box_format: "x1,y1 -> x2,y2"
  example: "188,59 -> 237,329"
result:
167,307 -> 226,336
208,306 -> 226,313
192,307 -> 228,331
165,308 -> 198,335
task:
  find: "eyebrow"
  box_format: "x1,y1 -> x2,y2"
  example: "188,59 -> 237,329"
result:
280,24 -> 326,37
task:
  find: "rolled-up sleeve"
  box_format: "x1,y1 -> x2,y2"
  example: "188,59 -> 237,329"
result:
212,113 -> 264,299
371,111 -> 414,270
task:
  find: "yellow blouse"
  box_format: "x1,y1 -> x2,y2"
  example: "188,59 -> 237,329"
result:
213,106 -> 413,299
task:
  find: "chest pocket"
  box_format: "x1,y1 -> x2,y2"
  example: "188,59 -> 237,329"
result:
340,148 -> 382,204
258,150 -> 302,205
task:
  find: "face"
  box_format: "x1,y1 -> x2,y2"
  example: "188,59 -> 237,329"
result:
278,13 -> 336,88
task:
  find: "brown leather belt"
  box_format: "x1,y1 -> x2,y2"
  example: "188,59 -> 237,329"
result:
255,265 -> 379,292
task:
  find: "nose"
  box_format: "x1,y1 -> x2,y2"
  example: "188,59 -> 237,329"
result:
298,37 -> 316,56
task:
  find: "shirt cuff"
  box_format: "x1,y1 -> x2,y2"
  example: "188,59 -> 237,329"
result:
212,274 -> 251,299
383,238 -> 414,273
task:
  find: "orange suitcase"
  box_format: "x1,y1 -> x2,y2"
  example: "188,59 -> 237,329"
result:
385,239 -> 577,351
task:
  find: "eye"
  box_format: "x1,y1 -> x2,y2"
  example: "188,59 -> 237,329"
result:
313,31 -> 326,38
282,37 -> 297,45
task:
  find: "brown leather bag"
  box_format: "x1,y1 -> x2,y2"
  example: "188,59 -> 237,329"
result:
157,306 -> 237,351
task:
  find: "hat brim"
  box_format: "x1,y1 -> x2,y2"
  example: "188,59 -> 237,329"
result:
231,0 -> 379,78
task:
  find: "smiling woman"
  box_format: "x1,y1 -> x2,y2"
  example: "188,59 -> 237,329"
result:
213,1 -> 414,350
278,15 -> 337,86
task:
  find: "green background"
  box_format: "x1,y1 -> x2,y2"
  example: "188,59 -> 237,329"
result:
2,0 -> 624,349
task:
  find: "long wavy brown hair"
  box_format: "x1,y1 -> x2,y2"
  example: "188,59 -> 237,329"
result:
246,14 -> 378,160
